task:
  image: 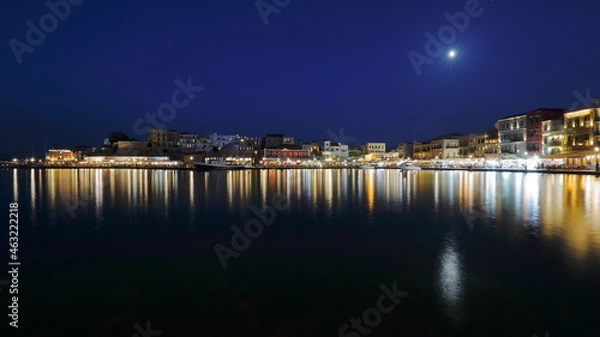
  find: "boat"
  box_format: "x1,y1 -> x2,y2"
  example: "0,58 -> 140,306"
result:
398,163 -> 422,171
359,164 -> 374,169
193,158 -> 245,171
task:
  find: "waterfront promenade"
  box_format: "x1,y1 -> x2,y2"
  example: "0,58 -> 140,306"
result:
2,161 -> 599,175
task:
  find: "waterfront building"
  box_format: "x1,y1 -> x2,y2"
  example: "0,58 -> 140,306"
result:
542,119 -> 564,155
211,133 -> 240,150
430,134 -> 460,159
46,149 -> 77,162
459,135 -> 470,157
114,141 -> 148,156
396,143 -> 414,159
178,132 -> 200,149
469,132 -> 487,158
148,128 -> 180,149
262,149 -> 310,162
484,128 -> 499,158
413,141 -> 431,160
320,140 -> 349,160
563,106 -> 600,151
239,136 -> 262,157
362,142 -> 386,155
498,114 -> 527,155
264,134 -> 296,148
526,108 -> 566,156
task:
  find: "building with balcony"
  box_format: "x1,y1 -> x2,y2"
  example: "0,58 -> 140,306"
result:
413,141 -> 431,160
484,129 -> 499,157
526,108 -> 565,155
148,128 -> 180,149
498,114 -> 527,155
430,134 -> 461,159
563,106 -> 600,151
320,140 -> 349,160
468,132 -> 487,158
459,135 -> 470,157
396,143 -> 414,159
178,132 -> 200,149
542,119 -> 564,155
362,142 -> 386,155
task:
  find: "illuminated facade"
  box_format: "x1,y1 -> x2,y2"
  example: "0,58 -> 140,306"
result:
526,108 -> 565,155
45,149 -> 77,162
542,119 -> 564,155
498,114 -> 527,155
563,107 -> 600,151
320,140 -> 349,160
362,142 -> 386,155
469,133 -> 487,158
430,134 -> 460,159
484,129 -> 499,157
413,141 -> 431,160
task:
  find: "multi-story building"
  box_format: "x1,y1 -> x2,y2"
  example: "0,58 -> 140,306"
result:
396,143 -> 414,159
469,132 -> 487,158
178,132 -> 200,149
46,149 -> 77,162
542,119 -> 564,155
148,128 -> 180,149
430,134 -> 460,159
526,108 -> 565,155
563,106 -> 600,151
458,135 -> 470,158
498,114 -> 527,155
362,142 -> 386,155
484,129 -> 499,157
413,141 -> 431,160
320,140 -> 349,160
211,133 -> 240,150
264,134 -> 296,149
239,136 -> 262,156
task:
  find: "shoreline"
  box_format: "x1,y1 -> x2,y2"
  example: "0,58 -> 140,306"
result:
2,163 -> 599,176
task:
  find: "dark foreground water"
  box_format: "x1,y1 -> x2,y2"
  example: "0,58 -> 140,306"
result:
1,168 -> 600,337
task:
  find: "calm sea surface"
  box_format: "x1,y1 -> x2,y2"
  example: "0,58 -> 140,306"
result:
2,168 -> 600,337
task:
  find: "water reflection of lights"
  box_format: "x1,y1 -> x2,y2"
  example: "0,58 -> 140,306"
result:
438,241 -> 464,320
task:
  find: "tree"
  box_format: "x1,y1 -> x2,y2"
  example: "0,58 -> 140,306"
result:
108,132 -> 130,145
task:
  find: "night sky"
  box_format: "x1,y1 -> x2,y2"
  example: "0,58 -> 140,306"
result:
1,0 -> 599,159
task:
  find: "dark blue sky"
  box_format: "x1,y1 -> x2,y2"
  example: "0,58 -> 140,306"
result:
1,0 -> 599,158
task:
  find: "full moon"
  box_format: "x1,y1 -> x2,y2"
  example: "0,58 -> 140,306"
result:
448,50 -> 456,58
